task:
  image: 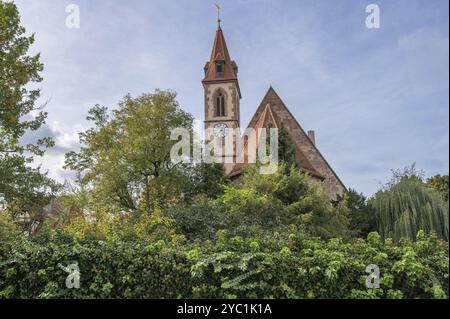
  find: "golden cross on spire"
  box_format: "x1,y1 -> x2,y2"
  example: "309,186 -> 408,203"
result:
215,3 -> 221,28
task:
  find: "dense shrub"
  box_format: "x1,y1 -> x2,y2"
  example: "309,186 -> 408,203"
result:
338,189 -> 376,238
1,230 -> 447,299
165,164 -> 351,241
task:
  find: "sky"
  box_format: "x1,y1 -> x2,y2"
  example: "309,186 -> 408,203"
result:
12,0 -> 450,196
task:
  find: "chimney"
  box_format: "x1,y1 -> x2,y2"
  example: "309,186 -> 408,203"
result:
307,130 -> 316,146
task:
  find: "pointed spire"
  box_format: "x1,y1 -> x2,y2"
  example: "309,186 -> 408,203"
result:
202,27 -> 238,83
210,28 -> 231,63
202,7 -> 241,97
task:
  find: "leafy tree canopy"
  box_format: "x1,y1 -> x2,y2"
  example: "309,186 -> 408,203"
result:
426,174 -> 449,201
65,90 -> 194,214
0,1 -> 57,220
371,166 -> 449,242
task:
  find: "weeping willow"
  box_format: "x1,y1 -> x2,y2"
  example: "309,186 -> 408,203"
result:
371,178 -> 449,242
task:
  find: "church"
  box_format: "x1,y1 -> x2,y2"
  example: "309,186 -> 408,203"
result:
202,21 -> 346,200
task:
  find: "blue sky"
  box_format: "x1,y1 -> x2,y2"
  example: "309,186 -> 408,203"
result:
14,0 -> 449,196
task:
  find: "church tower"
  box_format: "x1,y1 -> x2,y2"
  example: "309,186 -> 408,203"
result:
202,20 -> 241,174
200,12 -> 345,199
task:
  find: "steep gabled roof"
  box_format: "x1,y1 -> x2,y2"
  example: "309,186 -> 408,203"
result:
202,27 -> 238,83
247,87 -> 346,190
250,103 -> 322,177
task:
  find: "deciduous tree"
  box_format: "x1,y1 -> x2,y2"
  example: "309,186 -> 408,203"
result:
0,1 -> 57,220
65,90 -> 194,214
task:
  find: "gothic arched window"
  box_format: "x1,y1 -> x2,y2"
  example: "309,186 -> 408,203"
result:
215,91 -> 226,117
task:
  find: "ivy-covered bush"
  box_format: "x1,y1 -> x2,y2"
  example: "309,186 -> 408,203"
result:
1,230 -> 447,299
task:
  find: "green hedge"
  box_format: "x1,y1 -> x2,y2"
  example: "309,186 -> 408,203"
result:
0,231 -> 448,299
